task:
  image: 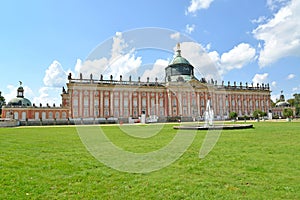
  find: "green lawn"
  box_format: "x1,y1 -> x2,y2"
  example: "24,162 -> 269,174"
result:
1,121 -> 300,199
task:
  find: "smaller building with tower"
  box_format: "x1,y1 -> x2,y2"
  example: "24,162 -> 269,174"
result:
1,82 -> 69,125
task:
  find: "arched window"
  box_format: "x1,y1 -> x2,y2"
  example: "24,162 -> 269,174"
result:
35,112 -> 39,120
21,112 -> 26,120
55,112 -> 60,119
42,112 -> 46,120
14,112 -> 19,120
48,112 -> 53,119
62,112 -> 67,119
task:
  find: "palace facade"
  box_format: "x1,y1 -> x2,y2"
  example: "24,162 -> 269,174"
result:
61,45 -> 271,122
1,44 -> 272,124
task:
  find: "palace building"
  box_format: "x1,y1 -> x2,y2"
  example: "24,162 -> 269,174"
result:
60,44 -> 271,122
1,44 -> 272,124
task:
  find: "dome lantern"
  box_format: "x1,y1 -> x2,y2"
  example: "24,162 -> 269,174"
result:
7,81 -> 32,107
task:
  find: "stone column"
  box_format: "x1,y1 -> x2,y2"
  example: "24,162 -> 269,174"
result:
156,92 -> 159,116
178,91 -> 182,116
187,91 -> 191,116
120,91 -> 123,117
110,92 -> 113,117
100,90 -> 103,117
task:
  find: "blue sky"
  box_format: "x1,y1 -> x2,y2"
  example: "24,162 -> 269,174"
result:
1,0 -> 300,105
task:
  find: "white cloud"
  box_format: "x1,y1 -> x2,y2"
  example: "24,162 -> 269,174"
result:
74,59 -> 82,74
108,52 -> 142,79
271,92 -> 281,102
253,0 -> 300,67
43,60 -> 67,87
75,58 -> 108,79
170,32 -> 181,40
141,59 -> 169,82
179,42 -> 221,81
203,43 -> 256,76
186,0 -> 214,15
292,87 -> 298,91
185,24 -> 196,34
111,31 -> 128,61
205,43 -> 211,51
75,32 -> 142,80
267,0 -> 290,11
271,81 -> 277,88
251,16 -> 267,24
287,73 -> 295,79
252,73 -> 269,84
32,87 -> 61,106
220,43 -> 256,72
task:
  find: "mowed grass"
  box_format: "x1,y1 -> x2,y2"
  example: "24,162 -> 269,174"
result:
1,121 -> 300,199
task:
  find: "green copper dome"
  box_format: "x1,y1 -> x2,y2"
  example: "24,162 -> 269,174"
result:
165,43 -> 195,82
170,55 -> 191,65
7,97 -> 32,107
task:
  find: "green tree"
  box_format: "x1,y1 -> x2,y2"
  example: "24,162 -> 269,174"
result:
0,91 -> 6,117
252,110 -> 262,119
271,99 -> 276,108
261,111 -> 267,117
293,93 -> 300,116
283,108 -> 293,118
287,98 -> 295,107
229,111 -> 237,120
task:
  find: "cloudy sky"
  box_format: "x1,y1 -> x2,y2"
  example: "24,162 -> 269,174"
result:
1,0 -> 300,105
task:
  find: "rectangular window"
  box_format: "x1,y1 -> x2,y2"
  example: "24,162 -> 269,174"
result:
94,99 -> 99,106
84,98 -> 89,107
201,99 -> 204,106
133,98 -> 137,107
35,112 -> 39,120
142,98 -> 146,107
173,98 -> 177,106
192,98 -> 196,106
94,110 -> 99,117
114,99 -> 119,107
73,109 -> 78,118
104,98 -> 109,107
104,109 -> 109,117
160,98 -> 164,107
114,109 -> 119,117
84,108 -> 88,117
124,98 -> 128,108
73,98 -> 78,106
183,98 -> 187,106
151,98 -> 155,107
160,109 -> 164,116
124,109 -> 128,117
62,112 -> 67,119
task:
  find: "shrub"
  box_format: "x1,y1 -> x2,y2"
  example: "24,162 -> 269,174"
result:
229,112 -> 237,120
283,108 -> 293,118
252,110 -> 263,119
